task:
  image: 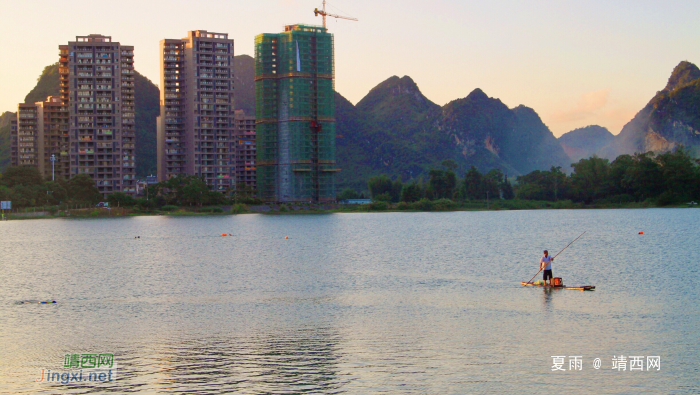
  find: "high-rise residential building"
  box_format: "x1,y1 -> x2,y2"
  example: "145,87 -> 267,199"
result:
233,110 -> 257,190
255,24 -> 338,203
38,97 -> 70,180
58,34 -> 136,195
15,104 -> 39,167
157,30 -> 236,192
12,97 -> 70,180
9,119 -> 17,167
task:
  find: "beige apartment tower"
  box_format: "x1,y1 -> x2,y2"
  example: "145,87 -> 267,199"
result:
12,97 -> 70,181
57,34 -> 136,195
157,30 -> 236,192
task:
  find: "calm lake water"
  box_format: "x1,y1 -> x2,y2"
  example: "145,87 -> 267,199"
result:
0,209 -> 698,394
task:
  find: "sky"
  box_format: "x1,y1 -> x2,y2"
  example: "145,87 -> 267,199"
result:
1,0 -> 699,136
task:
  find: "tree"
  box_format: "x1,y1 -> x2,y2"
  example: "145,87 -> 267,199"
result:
337,188 -> 360,201
232,182 -> 257,204
464,166 -> 484,200
626,152 -> 663,200
429,169 -> 457,200
516,167 -> 568,201
608,154 -> 635,197
400,181 -> 423,202
367,175 -> 402,202
570,157 -> 610,203
67,174 -> 102,204
483,169 -> 503,200
502,175 -> 515,200
656,147 -> 696,201
38,181 -> 67,205
108,192 -> 137,207
1,167 -> 43,188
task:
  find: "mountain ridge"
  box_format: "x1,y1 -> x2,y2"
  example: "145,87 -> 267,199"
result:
558,125 -> 614,161
598,61 -> 700,159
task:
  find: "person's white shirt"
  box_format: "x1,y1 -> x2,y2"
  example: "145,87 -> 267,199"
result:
541,255 -> 553,270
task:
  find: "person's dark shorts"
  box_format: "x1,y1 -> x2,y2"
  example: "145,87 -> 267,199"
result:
543,270 -> 553,281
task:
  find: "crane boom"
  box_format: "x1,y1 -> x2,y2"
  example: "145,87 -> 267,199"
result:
314,0 -> 358,28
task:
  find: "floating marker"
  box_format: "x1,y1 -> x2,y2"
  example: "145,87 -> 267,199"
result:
221,234 -> 227,237
285,236 -> 289,239
639,231 -> 644,235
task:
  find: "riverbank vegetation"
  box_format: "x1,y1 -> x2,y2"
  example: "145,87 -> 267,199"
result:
359,150 -> 700,208
1,149 -> 698,219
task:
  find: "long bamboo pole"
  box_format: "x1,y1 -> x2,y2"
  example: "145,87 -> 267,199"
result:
524,231 -> 586,284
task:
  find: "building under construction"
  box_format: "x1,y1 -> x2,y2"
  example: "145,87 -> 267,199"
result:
254,24 -> 338,203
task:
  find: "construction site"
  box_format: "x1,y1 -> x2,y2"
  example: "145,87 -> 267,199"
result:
255,22 -> 340,203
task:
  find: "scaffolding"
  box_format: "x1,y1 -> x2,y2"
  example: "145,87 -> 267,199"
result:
255,25 -> 338,202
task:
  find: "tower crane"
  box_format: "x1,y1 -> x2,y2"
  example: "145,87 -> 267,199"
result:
314,0 -> 358,28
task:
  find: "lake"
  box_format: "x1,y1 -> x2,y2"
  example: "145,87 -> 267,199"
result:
0,209 -> 698,394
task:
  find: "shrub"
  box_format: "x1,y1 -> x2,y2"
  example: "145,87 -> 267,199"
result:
160,205 -> 179,212
411,198 -> 432,211
655,191 -> 685,207
431,198 -> 457,211
373,192 -> 392,203
279,204 -> 289,212
396,201 -> 410,210
230,204 -> 248,214
368,201 -> 388,211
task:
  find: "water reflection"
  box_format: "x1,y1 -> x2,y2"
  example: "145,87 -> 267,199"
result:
136,328 -> 346,394
541,287 -> 555,311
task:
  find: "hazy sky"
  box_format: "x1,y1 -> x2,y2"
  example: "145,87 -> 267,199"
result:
2,0 -> 699,136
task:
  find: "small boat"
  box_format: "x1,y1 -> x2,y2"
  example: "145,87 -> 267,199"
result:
521,281 -> 595,291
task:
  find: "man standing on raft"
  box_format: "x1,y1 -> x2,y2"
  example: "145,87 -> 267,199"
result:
540,250 -> 554,286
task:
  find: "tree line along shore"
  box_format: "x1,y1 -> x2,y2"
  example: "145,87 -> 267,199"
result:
1,149 -> 699,219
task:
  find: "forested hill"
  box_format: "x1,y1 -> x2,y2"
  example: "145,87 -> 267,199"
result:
0,112 -> 16,170
598,61 -> 700,159
233,54 -> 255,116
336,77 -> 572,190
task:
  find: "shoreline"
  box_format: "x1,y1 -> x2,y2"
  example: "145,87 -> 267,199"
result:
3,201 -> 697,220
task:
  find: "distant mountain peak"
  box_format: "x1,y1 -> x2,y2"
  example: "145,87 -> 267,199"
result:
356,75 -> 438,113
664,61 -> 700,92
558,125 -> 614,161
466,88 -> 488,101
368,75 -> 426,101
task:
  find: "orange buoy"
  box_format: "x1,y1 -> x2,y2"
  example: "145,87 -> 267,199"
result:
639,231 -> 644,235
285,236 -> 289,239
221,233 -> 227,237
